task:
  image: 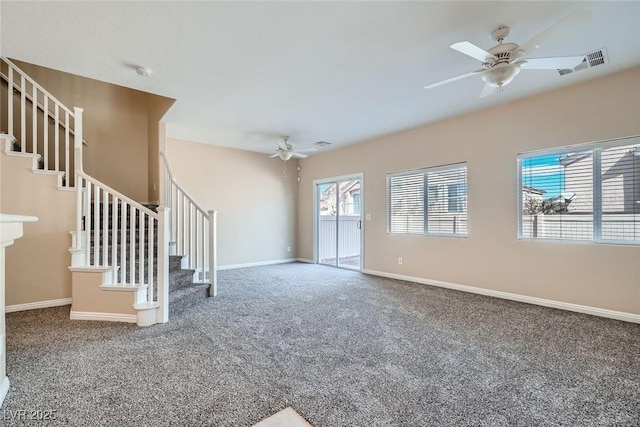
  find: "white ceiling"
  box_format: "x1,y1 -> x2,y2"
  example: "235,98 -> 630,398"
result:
2,1 -> 639,155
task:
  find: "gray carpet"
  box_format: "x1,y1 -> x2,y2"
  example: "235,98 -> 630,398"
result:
3,263 -> 640,426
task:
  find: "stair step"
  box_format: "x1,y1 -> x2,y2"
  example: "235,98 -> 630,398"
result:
169,269 -> 196,292
169,283 -> 210,316
169,255 -> 185,270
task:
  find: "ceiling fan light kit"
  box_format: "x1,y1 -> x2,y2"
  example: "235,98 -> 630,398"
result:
424,10 -> 592,97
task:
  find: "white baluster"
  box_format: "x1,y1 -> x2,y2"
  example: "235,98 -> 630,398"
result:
74,107 -> 83,173
94,185 -> 100,265
20,76 -> 26,152
201,215 -> 206,281
102,190 -> 108,266
120,203 -> 127,284
188,203 -> 192,268
208,210 -> 217,297
43,96 -> 48,170
148,217 -> 155,303
85,181 -> 91,265
194,211 -> 199,279
32,85 -> 37,155
7,67 -> 13,137
129,206 -> 135,285
65,111 -> 70,185
138,211 -> 144,287
112,197 -> 118,275
75,175 -> 82,250
54,104 -> 60,171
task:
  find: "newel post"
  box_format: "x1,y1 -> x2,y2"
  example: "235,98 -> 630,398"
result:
208,210 -> 218,297
157,207 -> 170,324
73,107 -> 84,251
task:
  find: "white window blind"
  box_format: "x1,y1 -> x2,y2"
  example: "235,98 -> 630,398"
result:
387,163 -> 467,236
519,137 -> 639,243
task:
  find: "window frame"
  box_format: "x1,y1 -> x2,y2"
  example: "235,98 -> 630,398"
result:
517,135 -> 640,246
387,162 -> 468,237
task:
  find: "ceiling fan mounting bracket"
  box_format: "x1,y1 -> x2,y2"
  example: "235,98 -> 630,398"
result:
492,26 -> 510,43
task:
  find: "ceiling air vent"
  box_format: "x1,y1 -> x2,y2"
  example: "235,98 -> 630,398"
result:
314,141 -> 331,147
557,48 -> 608,76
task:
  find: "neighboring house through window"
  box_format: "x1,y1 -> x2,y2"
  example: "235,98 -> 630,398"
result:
519,136 -> 639,243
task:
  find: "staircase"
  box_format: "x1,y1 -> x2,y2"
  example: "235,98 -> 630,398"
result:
1,56 -> 217,326
84,201 -> 211,317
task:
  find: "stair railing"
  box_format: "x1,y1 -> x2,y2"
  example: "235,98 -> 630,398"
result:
74,171 -> 169,321
161,152 -> 217,296
1,57 -> 82,187
2,56 -> 169,323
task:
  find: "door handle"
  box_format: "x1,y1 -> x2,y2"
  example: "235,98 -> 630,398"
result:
357,220 -> 362,230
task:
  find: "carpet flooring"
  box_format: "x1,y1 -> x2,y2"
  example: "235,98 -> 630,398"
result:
3,263 -> 639,426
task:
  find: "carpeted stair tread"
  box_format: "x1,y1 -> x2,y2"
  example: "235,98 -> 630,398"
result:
169,255 -> 185,271
169,283 -> 210,316
169,269 -> 196,292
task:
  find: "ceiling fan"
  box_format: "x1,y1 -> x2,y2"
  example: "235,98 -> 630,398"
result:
424,10 -> 592,97
269,136 -> 316,161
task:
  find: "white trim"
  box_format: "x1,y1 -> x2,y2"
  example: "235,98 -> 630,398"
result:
6,297 -> 71,313
362,269 -> 640,324
0,377 -> 9,407
297,258 -> 314,263
70,311 -> 137,323
68,266 -> 111,273
218,258 -> 298,270
100,284 -> 148,292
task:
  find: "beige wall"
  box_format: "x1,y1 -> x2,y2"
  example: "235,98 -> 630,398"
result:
167,138 -> 299,266
10,60 -> 173,202
148,99 -> 175,203
298,67 -> 640,315
1,151 -> 75,305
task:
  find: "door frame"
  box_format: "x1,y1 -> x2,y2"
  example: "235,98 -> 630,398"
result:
313,173 -> 364,271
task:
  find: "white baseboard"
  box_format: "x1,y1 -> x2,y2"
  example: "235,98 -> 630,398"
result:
363,269 -> 640,324
218,258 -> 298,270
6,298 -> 72,313
70,311 -> 137,323
0,376 -> 9,408
297,258 -> 314,264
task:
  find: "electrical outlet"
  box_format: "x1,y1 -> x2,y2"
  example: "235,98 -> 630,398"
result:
398,257 -> 403,265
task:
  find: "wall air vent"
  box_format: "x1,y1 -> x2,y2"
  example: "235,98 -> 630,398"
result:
557,48 -> 608,76
314,141 -> 331,147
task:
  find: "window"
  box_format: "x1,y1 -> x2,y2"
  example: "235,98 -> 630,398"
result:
387,163 -> 467,236
518,136 -> 639,243
352,193 -> 361,214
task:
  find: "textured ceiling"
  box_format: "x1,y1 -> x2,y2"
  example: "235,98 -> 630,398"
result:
2,1 -> 639,155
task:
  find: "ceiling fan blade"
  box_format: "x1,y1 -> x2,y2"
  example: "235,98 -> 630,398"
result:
479,83 -> 496,98
295,148 -> 317,153
450,41 -> 496,62
522,55 -> 585,70
269,153 -> 280,158
292,152 -> 309,159
424,68 -> 485,89
520,10 -> 593,54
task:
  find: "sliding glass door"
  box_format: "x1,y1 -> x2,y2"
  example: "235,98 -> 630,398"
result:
317,176 -> 362,270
